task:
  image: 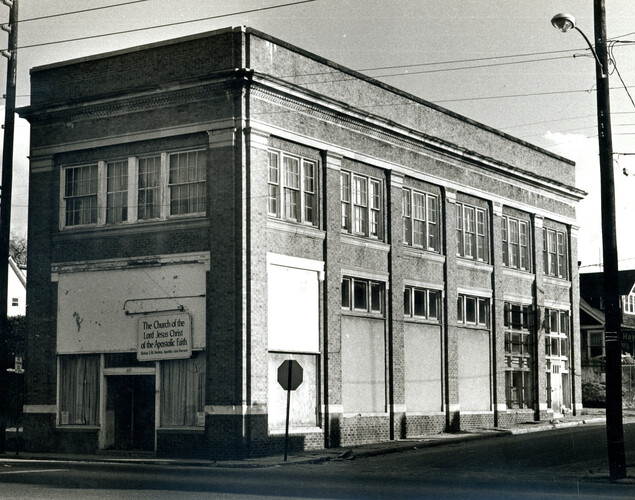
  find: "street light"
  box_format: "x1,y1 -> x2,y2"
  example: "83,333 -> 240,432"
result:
552,1 -> 626,480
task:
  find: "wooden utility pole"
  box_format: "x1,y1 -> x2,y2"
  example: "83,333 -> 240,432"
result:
593,0 -> 626,480
0,0 -> 18,454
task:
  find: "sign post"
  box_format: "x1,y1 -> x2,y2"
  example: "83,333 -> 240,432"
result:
277,359 -> 303,461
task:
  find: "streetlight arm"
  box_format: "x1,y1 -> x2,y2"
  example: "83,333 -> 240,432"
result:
574,26 -> 607,77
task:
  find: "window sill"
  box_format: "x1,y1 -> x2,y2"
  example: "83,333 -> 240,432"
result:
341,233 -> 390,252
457,259 -> 493,272
157,427 -> 205,434
404,317 -> 442,326
267,218 -> 324,239
56,425 -> 100,432
341,310 -> 385,319
268,426 -> 322,436
543,275 -> 571,286
55,216 -> 210,239
403,247 -> 445,263
503,267 -> 534,279
457,324 -> 490,332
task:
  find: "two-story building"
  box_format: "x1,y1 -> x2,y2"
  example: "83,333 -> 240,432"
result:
19,27 -> 585,458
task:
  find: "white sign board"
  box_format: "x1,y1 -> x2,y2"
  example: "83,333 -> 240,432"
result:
138,313 -> 192,361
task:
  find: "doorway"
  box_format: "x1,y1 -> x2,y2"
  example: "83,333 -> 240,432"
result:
105,375 -> 155,451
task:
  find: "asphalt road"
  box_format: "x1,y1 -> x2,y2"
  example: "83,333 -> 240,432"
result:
2,423 -> 635,499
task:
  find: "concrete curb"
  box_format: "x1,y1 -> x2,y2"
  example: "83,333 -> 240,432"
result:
0,416 -> 616,469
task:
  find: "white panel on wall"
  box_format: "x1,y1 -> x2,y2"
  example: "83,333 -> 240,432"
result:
267,264 -> 320,353
56,263 -> 206,354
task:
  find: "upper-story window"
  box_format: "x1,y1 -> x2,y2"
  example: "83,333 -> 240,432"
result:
457,294 -> 489,327
456,202 -> 489,262
169,151 -> 207,216
268,150 -> 317,226
402,188 -> 439,252
502,215 -> 530,271
341,171 -> 382,238
61,148 -> 206,228
542,227 -> 568,279
623,292 -> 635,315
64,164 -> 98,226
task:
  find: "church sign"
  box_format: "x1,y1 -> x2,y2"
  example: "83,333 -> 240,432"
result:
137,312 -> 192,361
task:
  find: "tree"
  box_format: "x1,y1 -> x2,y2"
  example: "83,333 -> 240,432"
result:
9,233 -> 26,267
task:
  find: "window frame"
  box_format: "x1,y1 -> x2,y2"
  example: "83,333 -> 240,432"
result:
403,285 -> 441,322
543,227 -> 569,279
456,202 -> 489,262
342,277 -> 385,315
267,149 -> 318,227
502,215 -> 531,271
341,170 -> 383,239
402,187 -> 440,252
503,302 -> 535,409
60,148 -> 207,230
457,294 -> 489,327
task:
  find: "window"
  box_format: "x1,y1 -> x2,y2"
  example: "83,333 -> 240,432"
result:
64,164 -> 98,226
456,202 -> 488,262
402,188 -> 439,252
169,150 -> 206,216
341,171 -> 382,238
504,303 -> 535,409
160,353 -> 205,427
404,286 -> 441,321
61,149 -> 206,228
59,354 -> 100,425
268,150 -> 317,226
624,293 -> 635,315
502,216 -> 530,270
138,156 -> 161,220
543,227 -> 568,279
342,277 -> 384,314
457,294 -> 489,326
545,309 -> 570,361
106,160 -> 128,224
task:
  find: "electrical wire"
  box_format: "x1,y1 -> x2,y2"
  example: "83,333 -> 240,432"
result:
16,0 -> 150,24
4,0 -> 318,52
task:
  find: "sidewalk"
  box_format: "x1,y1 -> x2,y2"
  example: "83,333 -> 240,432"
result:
1,409 -> 631,469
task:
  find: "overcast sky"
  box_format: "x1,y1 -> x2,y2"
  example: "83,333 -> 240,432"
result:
3,0 -> 635,272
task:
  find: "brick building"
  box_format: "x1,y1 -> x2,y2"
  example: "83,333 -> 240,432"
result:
19,27 -> 585,458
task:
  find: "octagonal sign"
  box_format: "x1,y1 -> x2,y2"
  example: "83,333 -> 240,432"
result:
277,359 -> 303,391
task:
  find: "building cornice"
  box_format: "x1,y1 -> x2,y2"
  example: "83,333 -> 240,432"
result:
250,80 -> 586,203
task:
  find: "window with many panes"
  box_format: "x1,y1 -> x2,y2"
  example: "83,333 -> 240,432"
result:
504,303 -> 535,409
341,171 -> 382,238
138,155 -> 161,220
542,227 -> 568,279
61,149 -> 206,229
404,286 -> 441,321
457,294 -> 489,327
402,188 -> 439,252
456,202 -> 489,262
169,150 -> 207,216
267,150 -> 317,226
64,164 -> 98,227
106,160 -> 128,224
342,277 -> 384,314
622,292 -> 635,315
502,215 -> 530,271
545,308 -> 570,365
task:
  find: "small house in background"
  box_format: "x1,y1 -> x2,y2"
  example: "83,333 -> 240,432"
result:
579,270 -> 635,406
8,256 -> 26,317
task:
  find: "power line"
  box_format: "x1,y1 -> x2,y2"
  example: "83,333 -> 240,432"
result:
17,0 -> 150,24
6,0 -> 317,52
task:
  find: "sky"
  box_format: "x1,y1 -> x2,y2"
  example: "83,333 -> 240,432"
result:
2,0 -> 634,273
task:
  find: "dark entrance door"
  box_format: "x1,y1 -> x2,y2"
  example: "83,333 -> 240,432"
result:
107,375 -> 155,451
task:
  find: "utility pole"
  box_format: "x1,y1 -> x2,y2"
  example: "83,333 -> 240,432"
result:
0,0 -> 18,454
594,0 -> 626,481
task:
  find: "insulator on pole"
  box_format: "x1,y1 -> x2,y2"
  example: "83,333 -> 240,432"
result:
1,1 -> 13,8
0,50 -> 11,60
0,24 -> 10,34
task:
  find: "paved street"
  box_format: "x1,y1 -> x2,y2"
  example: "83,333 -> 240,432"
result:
2,422 -> 635,498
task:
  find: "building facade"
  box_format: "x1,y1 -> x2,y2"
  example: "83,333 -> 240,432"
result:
20,27 -> 585,458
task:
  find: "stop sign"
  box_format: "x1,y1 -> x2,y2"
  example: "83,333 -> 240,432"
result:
277,360 -> 303,391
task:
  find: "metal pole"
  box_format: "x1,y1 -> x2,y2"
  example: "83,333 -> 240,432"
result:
283,362 -> 292,461
593,0 -> 626,480
0,0 -> 18,455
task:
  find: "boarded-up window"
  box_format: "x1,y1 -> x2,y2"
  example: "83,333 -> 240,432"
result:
342,316 -> 385,413
457,329 -> 491,411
